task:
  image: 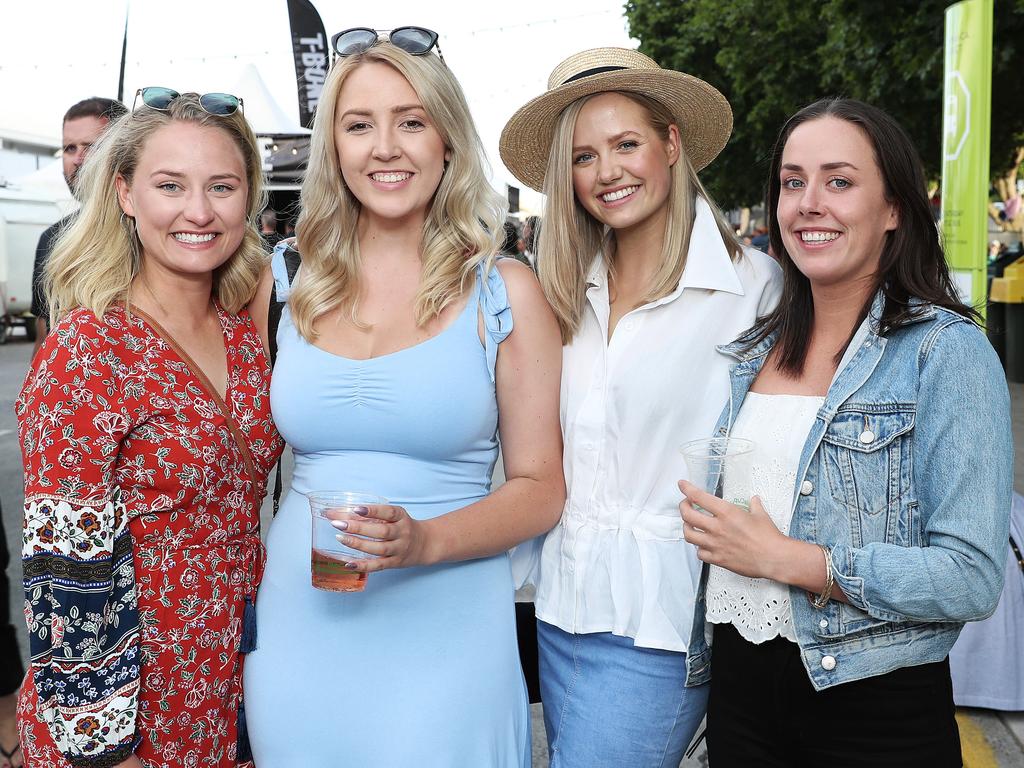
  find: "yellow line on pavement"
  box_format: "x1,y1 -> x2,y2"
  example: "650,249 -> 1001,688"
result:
957,711 -> 999,768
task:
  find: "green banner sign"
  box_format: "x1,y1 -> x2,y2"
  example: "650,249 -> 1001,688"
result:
941,0 -> 993,313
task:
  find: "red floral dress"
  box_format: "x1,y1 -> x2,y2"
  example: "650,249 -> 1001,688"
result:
17,304 -> 282,768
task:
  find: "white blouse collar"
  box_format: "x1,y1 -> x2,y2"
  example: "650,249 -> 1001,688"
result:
585,197 -> 746,302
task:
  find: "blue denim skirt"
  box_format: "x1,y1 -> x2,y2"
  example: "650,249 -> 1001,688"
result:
537,620 -> 709,768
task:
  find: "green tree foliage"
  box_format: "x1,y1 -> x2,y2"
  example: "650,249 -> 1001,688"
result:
990,1 -> 1024,176
624,0 -> 1024,209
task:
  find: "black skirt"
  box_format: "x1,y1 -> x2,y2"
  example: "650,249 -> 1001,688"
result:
706,622 -> 962,768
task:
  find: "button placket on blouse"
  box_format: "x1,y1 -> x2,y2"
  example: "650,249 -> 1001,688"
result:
574,369 -> 607,518
580,280 -> 613,522
568,282 -> 614,629
593,304 -> 640,531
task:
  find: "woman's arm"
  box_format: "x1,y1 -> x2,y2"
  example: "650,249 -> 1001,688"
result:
338,258 -> 566,568
422,258 -> 565,561
19,315 -> 143,767
827,321 -> 1012,622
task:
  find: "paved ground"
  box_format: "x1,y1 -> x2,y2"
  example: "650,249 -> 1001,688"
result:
0,330 -> 1022,766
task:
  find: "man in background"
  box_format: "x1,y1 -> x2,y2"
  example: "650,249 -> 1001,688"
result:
31,97 -> 127,357
10,95 -> 126,766
260,208 -> 284,249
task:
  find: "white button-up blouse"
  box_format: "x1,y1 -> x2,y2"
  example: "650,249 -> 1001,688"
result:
532,198 -> 783,652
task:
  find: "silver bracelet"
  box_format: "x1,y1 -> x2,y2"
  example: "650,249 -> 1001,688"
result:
810,544 -> 834,609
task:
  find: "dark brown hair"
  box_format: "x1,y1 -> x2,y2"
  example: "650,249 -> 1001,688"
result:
64,97 -> 127,124
744,98 -> 977,375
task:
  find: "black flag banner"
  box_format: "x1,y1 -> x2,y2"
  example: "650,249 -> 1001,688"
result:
287,0 -> 328,128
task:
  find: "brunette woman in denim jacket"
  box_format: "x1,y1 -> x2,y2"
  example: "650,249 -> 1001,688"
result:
679,98 -> 1012,767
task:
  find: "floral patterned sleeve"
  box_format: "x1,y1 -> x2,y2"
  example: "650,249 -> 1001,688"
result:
17,313 -> 142,767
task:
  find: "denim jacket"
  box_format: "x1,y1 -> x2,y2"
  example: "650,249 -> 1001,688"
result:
686,292 -> 1013,690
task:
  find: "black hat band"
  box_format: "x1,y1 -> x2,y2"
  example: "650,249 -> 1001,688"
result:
561,65 -> 628,85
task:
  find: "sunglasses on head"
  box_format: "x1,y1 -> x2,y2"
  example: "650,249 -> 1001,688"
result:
331,26 -> 444,62
133,87 -> 244,116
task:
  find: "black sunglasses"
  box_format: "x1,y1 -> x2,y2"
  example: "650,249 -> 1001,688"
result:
133,87 -> 244,116
331,26 -> 444,63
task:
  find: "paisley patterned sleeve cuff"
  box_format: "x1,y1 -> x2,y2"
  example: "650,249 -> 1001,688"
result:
23,493 -> 142,764
65,726 -> 142,768
477,262 -> 514,383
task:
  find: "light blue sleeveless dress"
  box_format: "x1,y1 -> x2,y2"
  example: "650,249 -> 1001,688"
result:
244,254 -> 530,767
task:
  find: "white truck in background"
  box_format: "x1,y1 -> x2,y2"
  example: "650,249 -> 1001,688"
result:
0,186 -> 70,342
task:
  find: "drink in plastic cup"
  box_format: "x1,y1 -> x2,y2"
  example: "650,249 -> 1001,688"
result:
680,437 -> 755,512
308,491 -> 387,592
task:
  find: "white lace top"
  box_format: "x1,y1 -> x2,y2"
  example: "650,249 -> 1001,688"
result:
705,392 -> 823,644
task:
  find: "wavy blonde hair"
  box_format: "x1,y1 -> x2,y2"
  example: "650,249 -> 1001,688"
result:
290,44 -> 505,341
45,93 -> 267,325
538,91 -> 741,343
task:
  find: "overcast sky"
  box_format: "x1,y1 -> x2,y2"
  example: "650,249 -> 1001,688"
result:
0,0 -> 636,210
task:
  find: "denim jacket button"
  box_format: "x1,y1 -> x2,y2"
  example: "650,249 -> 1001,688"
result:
859,430 -> 875,444
821,655 -> 837,671
819,619 -> 829,629
800,480 -> 813,496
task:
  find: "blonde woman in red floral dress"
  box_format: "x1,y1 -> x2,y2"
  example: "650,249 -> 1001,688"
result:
16,91 -> 281,768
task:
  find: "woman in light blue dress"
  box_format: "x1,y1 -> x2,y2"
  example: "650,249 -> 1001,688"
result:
243,29 -> 565,768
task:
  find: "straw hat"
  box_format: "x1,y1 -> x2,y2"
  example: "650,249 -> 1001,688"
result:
499,47 -> 733,192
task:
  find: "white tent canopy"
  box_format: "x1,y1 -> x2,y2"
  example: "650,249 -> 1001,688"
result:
231,64 -> 310,137
10,160 -> 75,213
8,62 -> 307,201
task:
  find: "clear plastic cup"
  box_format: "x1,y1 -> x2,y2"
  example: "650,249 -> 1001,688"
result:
308,491 -> 387,592
680,437 -> 755,512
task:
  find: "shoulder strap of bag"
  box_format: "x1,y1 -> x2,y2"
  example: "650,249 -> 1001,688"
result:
268,242 -> 301,516
1010,535 -> 1023,576
268,243 -> 301,368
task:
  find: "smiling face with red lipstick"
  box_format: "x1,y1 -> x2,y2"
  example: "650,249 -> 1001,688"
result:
570,92 -> 680,239
116,121 -> 248,280
776,116 -> 898,292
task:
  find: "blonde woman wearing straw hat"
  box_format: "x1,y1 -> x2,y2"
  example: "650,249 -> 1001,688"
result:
500,48 -> 782,766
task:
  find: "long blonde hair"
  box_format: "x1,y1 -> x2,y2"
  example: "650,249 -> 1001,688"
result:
290,44 -> 505,341
538,91 -> 741,343
45,93 -> 267,325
